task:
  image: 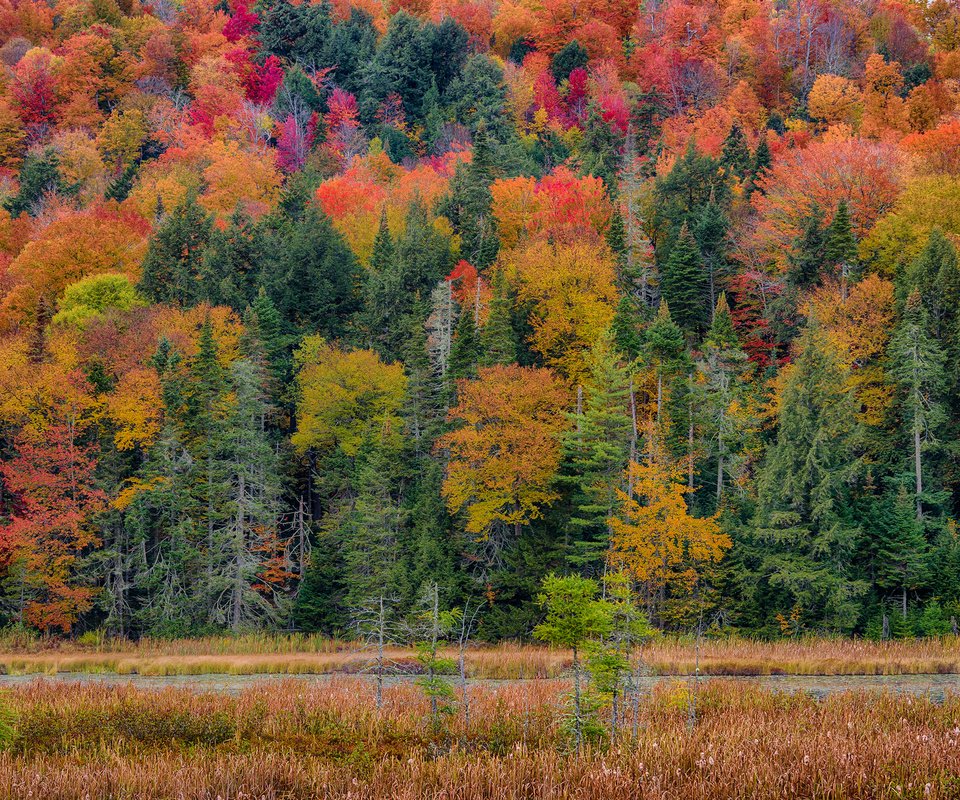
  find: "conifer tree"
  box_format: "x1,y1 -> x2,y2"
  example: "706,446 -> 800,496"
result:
870,485 -> 929,619
479,270 -> 517,366
696,294 -> 754,508
561,333 -> 634,569
720,123 -> 751,180
448,303 -> 480,380
745,137 -> 771,195
659,224 -> 706,333
746,325 -> 866,633
824,200 -> 858,289
693,201 -> 729,312
888,290 -> 947,519
139,195 -> 213,306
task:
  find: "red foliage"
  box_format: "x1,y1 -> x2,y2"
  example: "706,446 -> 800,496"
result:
0,417 -> 106,633
222,0 -> 259,42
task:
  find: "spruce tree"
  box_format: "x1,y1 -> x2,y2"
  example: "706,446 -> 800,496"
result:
696,294 -> 753,509
746,325 -> 866,633
479,270 -> 518,366
448,304 -> 480,380
659,224 -> 706,334
693,201 -> 729,312
720,123 -> 751,180
824,200 -> 858,285
745,136 -> 771,195
787,204 -> 827,290
887,290 -> 947,519
870,485 -> 929,619
139,195 -> 214,306
560,334 -> 633,569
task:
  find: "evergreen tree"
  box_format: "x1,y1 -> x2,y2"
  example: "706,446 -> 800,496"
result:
560,334 -> 633,569
693,201 -> 729,312
824,200 -> 858,285
264,206 -> 360,340
870,485 -> 929,619
745,137 -> 771,195
887,290 -> 947,519
5,148 -> 66,217
200,209 -> 265,311
720,123 -> 751,180
659,224 -> 706,333
339,438 -> 409,612
787,204 -> 828,290
444,126 -> 500,269
139,195 -> 214,306
746,325 -> 866,633
696,294 -> 753,509
448,304 -> 480,380
479,270 -> 518,366
577,105 -> 624,191
550,40 -> 589,80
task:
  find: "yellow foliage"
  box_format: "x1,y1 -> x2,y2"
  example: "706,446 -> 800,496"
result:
437,364 -> 569,538
107,367 -> 162,451
502,239 -> 618,382
291,338 -> 407,457
609,457 -> 730,594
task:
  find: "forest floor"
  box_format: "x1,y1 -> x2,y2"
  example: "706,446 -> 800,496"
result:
0,676 -> 958,799
2,633 -> 960,677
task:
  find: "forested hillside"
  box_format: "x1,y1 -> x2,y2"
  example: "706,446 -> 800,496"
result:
0,0 -> 959,639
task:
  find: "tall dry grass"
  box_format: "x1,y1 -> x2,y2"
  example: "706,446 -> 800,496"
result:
3,634 -> 960,677
0,677 -> 957,798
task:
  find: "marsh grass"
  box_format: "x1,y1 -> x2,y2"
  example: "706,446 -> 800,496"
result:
3,634 -> 960,677
0,677 -> 959,798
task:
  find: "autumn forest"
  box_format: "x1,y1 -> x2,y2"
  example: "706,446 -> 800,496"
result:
0,0 -> 958,643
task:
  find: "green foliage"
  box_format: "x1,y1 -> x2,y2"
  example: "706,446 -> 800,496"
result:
52,273 -> 144,327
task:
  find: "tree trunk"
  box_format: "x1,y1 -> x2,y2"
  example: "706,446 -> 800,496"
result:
914,425 -> 923,520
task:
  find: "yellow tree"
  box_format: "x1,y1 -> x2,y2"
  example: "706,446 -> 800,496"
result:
502,239 -> 618,382
291,338 -> 408,457
609,451 -> 730,622
437,364 -> 569,550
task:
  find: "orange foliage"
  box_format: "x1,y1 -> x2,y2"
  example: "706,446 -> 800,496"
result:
437,364 -> 570,538
2,205 -> 150,325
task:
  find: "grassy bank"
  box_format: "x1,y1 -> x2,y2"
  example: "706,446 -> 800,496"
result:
2,633 -> 960,677
0,677 -> 957,798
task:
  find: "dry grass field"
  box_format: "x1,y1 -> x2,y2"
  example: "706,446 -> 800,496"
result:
0,676 -> 956,799
2,632 -> 960,677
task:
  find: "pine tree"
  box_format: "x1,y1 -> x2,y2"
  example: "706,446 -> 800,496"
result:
746,325 -> 866,633
720,123 -> 751,180
888,290 -> 947,519
659,224 -> 706,333
479,270 -> 517,366
870,485 -> 929,619
139,195 -> 214,306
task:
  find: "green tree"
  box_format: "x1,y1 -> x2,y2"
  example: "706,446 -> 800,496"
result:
534,574 -> 613,753
560,333 -> 633,569
139,195 -> 213,306
888,290 -> 947,519
659,224 -> 706,334
479,269 -> 518,366
746,325 -> 866,633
